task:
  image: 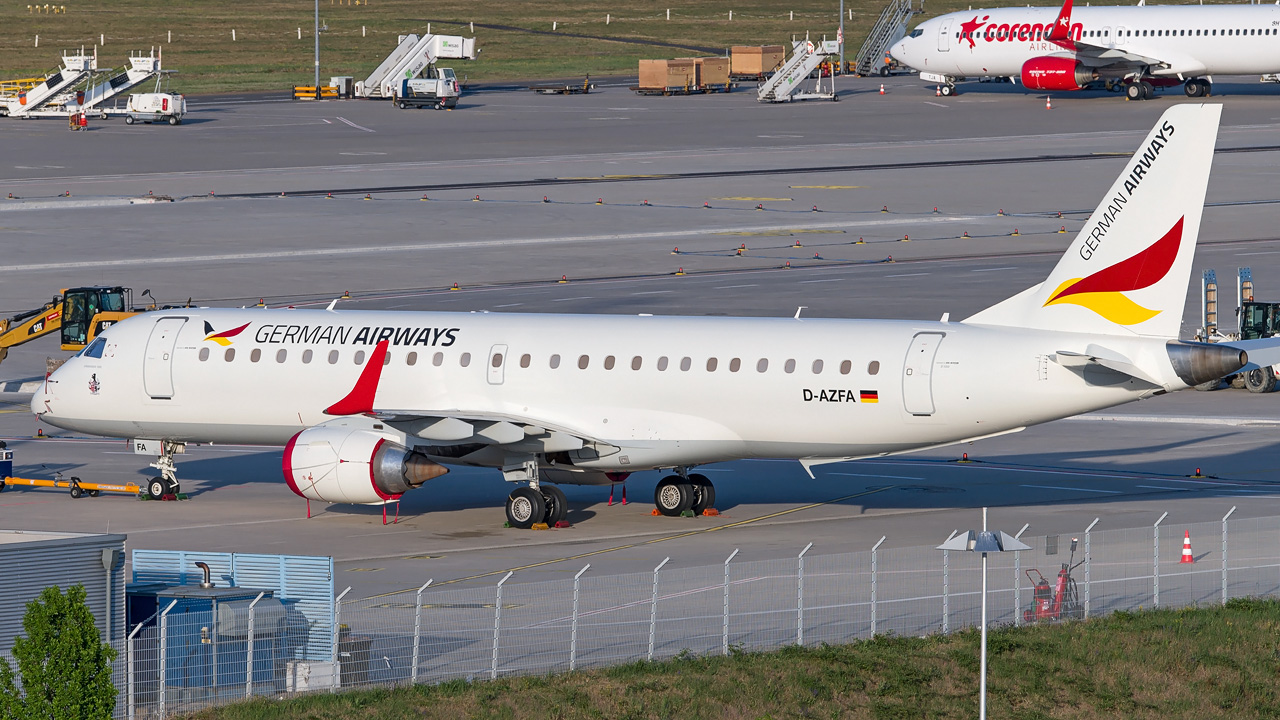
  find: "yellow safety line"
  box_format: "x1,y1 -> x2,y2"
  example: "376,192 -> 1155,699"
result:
361,485 -> 897,599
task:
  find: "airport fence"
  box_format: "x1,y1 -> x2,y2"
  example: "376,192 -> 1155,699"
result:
7,508 -> 1273,718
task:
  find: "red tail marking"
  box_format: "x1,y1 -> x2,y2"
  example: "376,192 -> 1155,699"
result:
1051,217 -> 1183,303
324,339 -> 390,415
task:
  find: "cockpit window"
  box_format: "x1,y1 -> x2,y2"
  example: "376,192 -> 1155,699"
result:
82,337 -> 107,358
909,28 -> 924,38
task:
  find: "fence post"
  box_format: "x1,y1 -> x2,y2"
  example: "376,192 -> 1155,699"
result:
647,557 -> 669,661
127,621 -> 145,720
870,536 -> 885,636
411,580 -> 432,684
1084,518 -> 1099,618
570,564 -> 590,670
797,542 -> 813,646
941,530 -> 957,634
332,587 -> 350,691
157,600 -> 177,718
1222,506 -> 1236,605
245,591 -> 264,699
490,571 -> 513,680
1013,523 -> 1030,626
723,549 -> 739,656
1153,512 -> 1168,607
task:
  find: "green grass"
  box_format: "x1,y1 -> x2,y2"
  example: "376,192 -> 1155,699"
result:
190,598 -> 1280,720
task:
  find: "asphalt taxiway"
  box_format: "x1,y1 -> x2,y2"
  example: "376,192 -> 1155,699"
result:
3,76 -> 1280,599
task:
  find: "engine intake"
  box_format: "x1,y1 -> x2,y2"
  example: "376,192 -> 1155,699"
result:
283,426 -> 448,504
1166,341 -> 1248,387
1021,57 -> 1097,91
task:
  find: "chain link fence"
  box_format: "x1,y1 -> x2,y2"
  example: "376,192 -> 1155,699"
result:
5,508 -> 1273,718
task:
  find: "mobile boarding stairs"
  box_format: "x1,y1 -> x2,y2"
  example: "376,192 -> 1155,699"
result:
757,39 -> 842,103
355,33 -> 477,98
1,50 -> 165,118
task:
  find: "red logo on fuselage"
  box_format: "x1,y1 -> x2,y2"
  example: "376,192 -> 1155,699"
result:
957,18 -> 1083,48
959,15 -> 990,48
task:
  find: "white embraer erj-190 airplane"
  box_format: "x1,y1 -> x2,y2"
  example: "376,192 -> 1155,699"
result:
29,104 -> 1276,529
889,0 -> 1280,100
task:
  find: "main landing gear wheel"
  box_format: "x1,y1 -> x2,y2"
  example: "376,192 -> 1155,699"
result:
1125,82 -> 1144,101
689,474 -> 716,514
1245,368 -> 1277,394
541,484 -> 569,526
1141,81 -> 1155,100
654,475 -> 694,516
506,486 -> 546,529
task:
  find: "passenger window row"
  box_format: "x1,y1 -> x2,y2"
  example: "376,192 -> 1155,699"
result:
196,347 -> 884,376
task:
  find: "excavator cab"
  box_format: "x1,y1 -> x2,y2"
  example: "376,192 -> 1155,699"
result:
59,287 -> 131,349
1240,301 -> 1280,340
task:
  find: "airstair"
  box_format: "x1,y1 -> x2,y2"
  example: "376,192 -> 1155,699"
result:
22,51 -> 165,118
853,0 -> 917,76
356,33 -> 477,98
1,53 -> 95,117
757,39 -> 841,103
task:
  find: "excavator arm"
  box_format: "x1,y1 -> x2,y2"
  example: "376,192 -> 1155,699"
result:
0,287 -> 139,366
0,298 -> 65,366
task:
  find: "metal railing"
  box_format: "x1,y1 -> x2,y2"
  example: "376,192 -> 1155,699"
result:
4,508 -> 1274,718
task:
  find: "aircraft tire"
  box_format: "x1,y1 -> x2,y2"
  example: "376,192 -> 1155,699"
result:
506,487 -> 546,528
541,484 -> 568,526
1140,81 -> 1154,100
940,84 -> 955,97
1193,379 -> 1223,391
1245,368 -> 1277,394
1184,79 -> 1205,98
1200,79 -> 1212,97
689,474 -> 716,514
1125,83 -> 1143,101
147,477 -> 167,500
654,476 -> 694,516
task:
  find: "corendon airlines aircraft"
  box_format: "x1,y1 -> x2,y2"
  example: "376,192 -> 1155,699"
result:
889,0 -> 1280,99
27,105 -> 1273,529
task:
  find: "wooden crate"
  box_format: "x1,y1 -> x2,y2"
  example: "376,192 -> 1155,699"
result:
638,58 -> 698,89
730,45 -> 785,76
693,57 -> 730,87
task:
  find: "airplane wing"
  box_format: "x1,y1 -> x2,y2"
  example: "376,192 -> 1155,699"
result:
372,408 -> 623,457
1219,337 -> 1280,371
1045,0 -> 1203,77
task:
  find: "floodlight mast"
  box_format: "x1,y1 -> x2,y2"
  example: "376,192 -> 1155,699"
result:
314,0 -> 320,89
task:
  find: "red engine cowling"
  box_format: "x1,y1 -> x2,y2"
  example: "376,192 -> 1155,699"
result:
283,426 -> 448,504
1020,57 -> 1096,91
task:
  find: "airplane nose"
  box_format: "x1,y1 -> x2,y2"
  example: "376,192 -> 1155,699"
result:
30,382 -> 48,418
890,39 -> 908,61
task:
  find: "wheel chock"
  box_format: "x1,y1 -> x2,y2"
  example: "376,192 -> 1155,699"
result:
702,508 -> 720,517
554,520 -> 571,529
531,522 -> 550,530
651,509 -> 661,516
680,509 -> 695,518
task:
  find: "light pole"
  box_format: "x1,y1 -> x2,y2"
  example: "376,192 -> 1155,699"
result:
938,508 -> 1030,720
838,0 -> 845,74
314,0 -> 319,88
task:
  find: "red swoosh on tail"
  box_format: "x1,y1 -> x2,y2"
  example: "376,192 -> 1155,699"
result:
1048,216 -> 1183,303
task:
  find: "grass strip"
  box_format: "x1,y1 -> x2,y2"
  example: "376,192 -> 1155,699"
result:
190,597 -> 1280,720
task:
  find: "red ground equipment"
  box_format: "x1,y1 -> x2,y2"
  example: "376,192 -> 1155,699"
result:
1023,536 -> 1084,622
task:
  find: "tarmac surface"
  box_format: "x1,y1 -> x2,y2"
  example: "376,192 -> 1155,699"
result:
3,75 -> 1280,600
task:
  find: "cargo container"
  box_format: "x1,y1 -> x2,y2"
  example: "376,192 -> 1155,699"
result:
730,45 -> 785,79
693,57 -> 731,90
636,59 -> 698,93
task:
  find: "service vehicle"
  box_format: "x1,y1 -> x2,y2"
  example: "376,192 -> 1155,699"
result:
0,286 -> 141,365
394,70 -> 459,109
123,92 -> 185,125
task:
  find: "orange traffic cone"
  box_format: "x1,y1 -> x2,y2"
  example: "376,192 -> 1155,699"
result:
935,85 -> 941,97
879,84 -> 885,95
1180,531 -> 1195,564
1046,96 -> 1053,110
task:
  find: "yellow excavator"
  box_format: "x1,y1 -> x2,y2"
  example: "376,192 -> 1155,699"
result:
0,287 -> 145,365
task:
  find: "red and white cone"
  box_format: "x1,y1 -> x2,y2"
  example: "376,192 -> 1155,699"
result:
1046,96 -> 1052,110
1180,530 -> 1195,564
935,85 -> 941,97
879,84 -> 885,95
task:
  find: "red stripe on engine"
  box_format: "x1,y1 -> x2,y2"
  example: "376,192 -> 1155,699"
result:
282,431 -> 304,498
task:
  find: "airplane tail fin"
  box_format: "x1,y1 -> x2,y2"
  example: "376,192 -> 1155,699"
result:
963,103 -> 1221,339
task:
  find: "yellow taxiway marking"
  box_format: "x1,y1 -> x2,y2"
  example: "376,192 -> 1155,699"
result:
360,485 -> 897,599
347,568 -> 384,572
788,185 -> 867,189
404,554 -> 444,560
711,197 -> 794,202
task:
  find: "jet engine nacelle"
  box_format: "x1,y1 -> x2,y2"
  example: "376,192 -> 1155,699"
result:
1020,57 -> 1096,91
283,426 -> 448,504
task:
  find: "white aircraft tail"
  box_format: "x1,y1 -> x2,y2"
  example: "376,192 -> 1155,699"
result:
964,103 -> 1221,338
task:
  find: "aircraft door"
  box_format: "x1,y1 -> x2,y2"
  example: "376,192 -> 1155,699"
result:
487,344 -> 508,385
938,19 -> 953,51
1101,26 -> 1113,48
1114,26 -> 1126,46
143,317 -> 187,399
902,332 -> 944,415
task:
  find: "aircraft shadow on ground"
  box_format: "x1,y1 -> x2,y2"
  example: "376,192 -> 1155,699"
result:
148,426 -> 1280,518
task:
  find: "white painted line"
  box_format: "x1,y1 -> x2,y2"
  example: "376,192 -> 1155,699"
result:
1237,251 -> 1280,256
1067,414 -> 1280,427
884,272 -> 930,278
799,278 -> 841,284
336,116 -> 376,133
715,284 -> 759,289
1019,484 -> 1122,494
923,101 -> 947,108
1137,485 -> 1188,491
631,290 -> 673,295
971,266 -> 1018,272
551,296 -> 593,302
1158,477 -> 1246,486
493,303 -> 523,308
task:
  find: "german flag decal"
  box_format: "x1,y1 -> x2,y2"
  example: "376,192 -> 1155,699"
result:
860,390 -> 879,403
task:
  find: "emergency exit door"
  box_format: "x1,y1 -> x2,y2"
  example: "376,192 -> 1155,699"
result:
143,317 -> 187,399
902,332 -> 944,415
